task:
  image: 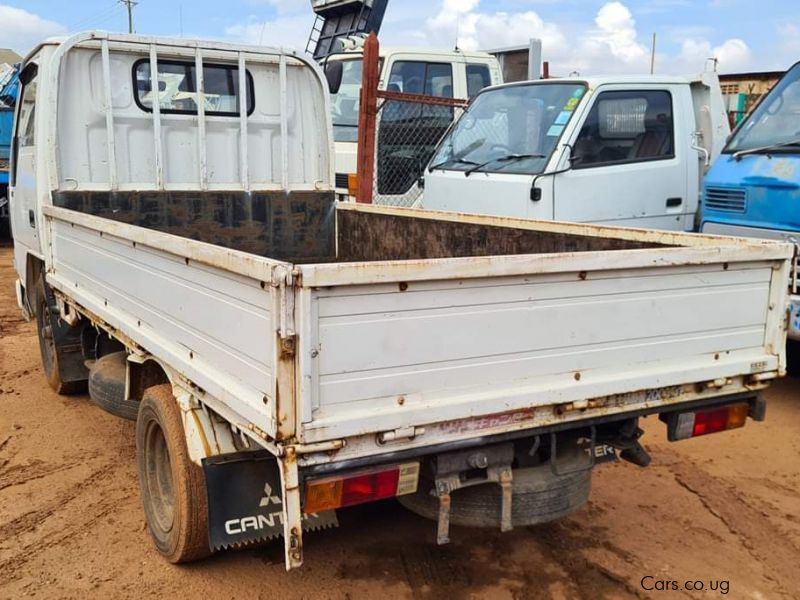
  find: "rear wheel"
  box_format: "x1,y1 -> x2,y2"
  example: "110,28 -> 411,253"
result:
399,464 -> 591,528
35,275 -> 87,394
136,384 -> 211,563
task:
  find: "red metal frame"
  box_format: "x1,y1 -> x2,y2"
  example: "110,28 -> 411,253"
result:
355,33 -> 380,204
355,34 -> 470,204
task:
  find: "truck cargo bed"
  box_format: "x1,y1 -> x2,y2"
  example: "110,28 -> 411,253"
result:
42,201 -> 792,462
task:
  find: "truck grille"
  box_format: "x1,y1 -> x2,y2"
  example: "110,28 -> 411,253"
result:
705,187 -> 746,213
335,173 -> 349,189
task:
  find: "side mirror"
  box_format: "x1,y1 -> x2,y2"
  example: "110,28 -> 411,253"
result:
324,61 -> 343,95
564,143 -> 582,168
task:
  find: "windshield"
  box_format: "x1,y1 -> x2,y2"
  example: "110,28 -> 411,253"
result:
329,57 -> 363,143
430,82 -> 586,174
726,63 -> 800,153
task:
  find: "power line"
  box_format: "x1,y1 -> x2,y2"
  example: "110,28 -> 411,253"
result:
71,4 -> 122,31
118,0 -> 138,33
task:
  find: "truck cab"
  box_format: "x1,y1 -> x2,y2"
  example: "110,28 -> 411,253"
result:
423,72 -> 729,229
326,45 -> 502,198
700,61 -> 800,339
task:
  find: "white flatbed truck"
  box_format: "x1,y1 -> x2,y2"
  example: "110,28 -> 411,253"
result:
8,32 -> 793,570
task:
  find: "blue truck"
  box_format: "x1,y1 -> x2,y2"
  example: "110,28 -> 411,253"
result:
0,64 -> 19,238
700,61 -> 800,356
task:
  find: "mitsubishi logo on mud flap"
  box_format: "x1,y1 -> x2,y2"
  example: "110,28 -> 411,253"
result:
204,452 -> 338,550
224,480 -> 285,535
259,483 -> 282,507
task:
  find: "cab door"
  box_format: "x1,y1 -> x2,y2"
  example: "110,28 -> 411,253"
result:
376,56 -> 456,202
10,62 -> 40,257
553,85 -> 690,230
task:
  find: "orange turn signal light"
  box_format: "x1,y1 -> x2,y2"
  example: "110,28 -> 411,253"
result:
347,173 -> 359,197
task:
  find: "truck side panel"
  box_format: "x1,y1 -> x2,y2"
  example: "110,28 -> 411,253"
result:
46,214 -> 278,435
303,262 -> 777,441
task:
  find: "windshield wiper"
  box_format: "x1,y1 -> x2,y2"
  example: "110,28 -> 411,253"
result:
733,139 -> 800,160
465,153 -> 546,177
429,157 -> 481,171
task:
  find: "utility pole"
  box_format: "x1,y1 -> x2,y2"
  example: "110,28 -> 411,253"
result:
119,0 -> 138,34
650,32 -> 656,74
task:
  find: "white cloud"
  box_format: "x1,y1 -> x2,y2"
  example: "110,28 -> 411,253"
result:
0,4 -> 66,55
678,37 -> 751,72
587,2 -> 648,64
424,0 -> 566,52
224,0 -> 756,76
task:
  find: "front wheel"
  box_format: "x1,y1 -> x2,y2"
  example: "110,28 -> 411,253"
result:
136,384 -> 211,563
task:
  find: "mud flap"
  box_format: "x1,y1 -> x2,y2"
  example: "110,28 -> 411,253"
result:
41,281 -> 88,385
203,451 -> 337,551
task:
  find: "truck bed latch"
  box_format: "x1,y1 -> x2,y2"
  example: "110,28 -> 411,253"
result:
377,426 -> 424,444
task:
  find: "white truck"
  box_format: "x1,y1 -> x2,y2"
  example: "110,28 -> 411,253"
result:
9,32 -> 792,571
323,41 -> 503,198
423,71 -> 730,229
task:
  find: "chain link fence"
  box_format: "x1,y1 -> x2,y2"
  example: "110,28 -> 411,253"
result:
369,92 -> 468,207
353,34 -> 469,206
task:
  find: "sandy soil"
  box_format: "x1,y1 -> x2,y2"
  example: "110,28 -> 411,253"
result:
1,244 -> 799,599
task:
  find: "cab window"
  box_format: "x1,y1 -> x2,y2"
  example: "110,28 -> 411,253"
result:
377,61 -> 454,195
572,90 -> 674,168
387,61 -> 453,97
133,59 -> 254,116
10,62 -> 38,186
466,63 -> 491,98
330,58 -> 364,143
17,66 -> 38,147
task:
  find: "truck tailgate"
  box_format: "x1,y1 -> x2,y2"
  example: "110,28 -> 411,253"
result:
297,254 -> 787,443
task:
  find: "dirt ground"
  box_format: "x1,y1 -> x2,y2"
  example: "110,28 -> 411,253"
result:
1,244 -> 799,600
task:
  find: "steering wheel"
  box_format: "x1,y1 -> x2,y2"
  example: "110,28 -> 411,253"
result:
489,144 -> 513,154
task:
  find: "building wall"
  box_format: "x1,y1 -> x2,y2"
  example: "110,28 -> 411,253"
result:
719,72 -> 783,125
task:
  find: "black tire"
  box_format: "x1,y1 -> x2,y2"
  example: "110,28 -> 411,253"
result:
787,340 -> 800,377
35,275 -> 87,394
398,464 -> 591,528
88,351 -> 139,421
136,384 -> 211,563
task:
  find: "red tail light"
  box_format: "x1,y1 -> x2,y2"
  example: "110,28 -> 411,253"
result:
304,462 -> 419,514
664,403 -> 749,441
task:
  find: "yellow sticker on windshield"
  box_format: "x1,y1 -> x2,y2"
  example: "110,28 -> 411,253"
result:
564,97 -> 579,110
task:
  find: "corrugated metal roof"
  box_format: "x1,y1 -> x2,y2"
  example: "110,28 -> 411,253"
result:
0,49 -> 21,65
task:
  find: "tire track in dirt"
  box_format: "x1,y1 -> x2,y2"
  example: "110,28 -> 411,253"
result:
0,457 -> 86,491
0,315 -> 28,336
0,461 -> 130,582
662,452 -> 799,599
524,519 -> 650,600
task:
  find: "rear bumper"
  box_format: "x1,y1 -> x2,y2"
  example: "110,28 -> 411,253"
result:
296,374 -> 773,469
300,390 -> 765,476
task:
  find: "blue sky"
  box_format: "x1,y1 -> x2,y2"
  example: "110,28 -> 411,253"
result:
2,0 -> 798,75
